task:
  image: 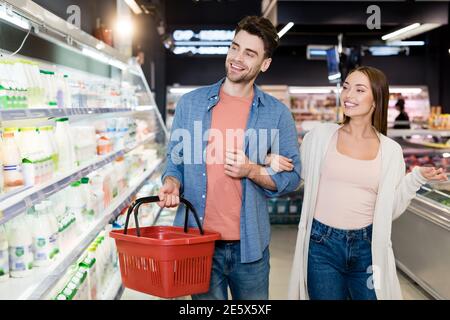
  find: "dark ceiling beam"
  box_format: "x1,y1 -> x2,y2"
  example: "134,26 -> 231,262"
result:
277,1 -> 448,26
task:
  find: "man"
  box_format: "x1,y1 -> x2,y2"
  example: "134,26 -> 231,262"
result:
158,16 -> 301,300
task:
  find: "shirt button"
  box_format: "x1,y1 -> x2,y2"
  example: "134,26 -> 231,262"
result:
203,173 -> 206,176
202,195 -> 205,199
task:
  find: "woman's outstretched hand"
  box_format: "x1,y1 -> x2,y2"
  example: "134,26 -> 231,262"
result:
419,167 -> 448,182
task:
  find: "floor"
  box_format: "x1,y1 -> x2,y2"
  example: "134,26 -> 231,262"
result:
120,225 -> 432,300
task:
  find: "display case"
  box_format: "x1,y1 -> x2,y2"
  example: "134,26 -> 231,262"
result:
0,0 -> 169,300
288,86 -> 431,135
390,130 -> 450,299
165,86 -> 199,130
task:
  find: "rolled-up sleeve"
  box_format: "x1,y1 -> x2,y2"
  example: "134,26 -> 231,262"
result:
161,97 -> 185,193
264,108 -> 301,197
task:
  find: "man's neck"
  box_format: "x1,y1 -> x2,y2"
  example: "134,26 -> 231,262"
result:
222,78 -> 255,99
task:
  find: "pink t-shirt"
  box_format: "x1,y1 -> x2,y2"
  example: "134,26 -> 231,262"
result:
314,132 -> 381,230
203,89 -> 252,240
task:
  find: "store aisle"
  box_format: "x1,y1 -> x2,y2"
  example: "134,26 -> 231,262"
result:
120,225 -> 431,300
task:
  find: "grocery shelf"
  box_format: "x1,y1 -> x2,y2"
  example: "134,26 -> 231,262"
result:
100,270 -> 124,300
0,158 -> 163,300
0,133 -> 157,225
388,129 -> 450,138
0,106 -> 156,122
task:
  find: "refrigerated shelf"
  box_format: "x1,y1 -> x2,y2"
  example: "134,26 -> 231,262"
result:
0,133 -> 157,225
392,133 -> 450,299
0,159 -> 163,300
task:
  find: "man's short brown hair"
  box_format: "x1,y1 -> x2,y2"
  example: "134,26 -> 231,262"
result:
235,16 -> 279,58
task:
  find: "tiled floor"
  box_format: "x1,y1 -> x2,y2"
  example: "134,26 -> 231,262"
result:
120,225 -> 432,300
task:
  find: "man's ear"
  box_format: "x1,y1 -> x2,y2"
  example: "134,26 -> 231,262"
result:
261,58 -> 272,73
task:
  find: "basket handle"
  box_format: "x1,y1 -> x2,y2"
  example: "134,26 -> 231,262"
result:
123,196 -> 204,236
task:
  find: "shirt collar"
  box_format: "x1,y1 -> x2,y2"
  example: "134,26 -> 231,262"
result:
207,78 -> 266,110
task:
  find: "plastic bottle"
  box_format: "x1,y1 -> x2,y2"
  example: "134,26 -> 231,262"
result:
63,75 -> 72,108
18,127 -> 43,185
1,128 -> 24,190
48,191 -> 67,252
0,225 -> 9,282
0,84 -> 8,109
80,177 -> 95,222
0,156 -> 4,195
54,118 -> 76,172
38,126 -> 57,178
32,203 -> 52,267
90,175 -> 105,217
79,255 -> 98,300
7,216 -> 33,277
66,181 -> 87,232
42,200 -> 60,260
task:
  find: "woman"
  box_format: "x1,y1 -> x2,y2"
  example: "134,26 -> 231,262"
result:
393,98 -> 411,129
288,66 -> 447,300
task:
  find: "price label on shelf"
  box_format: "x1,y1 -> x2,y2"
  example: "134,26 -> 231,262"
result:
29,110 -> 48,118
2,109 -> 28,120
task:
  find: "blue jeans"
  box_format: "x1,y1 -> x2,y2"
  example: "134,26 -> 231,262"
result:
192,241 -> 270,300
307,219 -> 377,300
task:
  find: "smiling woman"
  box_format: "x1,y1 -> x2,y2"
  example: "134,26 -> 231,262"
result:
342,66 -> 389,136
288,65 -> 448,301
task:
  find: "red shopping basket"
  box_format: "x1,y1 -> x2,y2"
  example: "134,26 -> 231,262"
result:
110,196 -> 221,298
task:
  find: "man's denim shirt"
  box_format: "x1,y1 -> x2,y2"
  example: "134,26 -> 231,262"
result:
162,78 -> 301,263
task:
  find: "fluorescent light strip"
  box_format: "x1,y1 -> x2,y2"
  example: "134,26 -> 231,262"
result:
169,87 -> 198,94
278,22 -> 294,39
328,73 -> 341,81
81,47 -> 127,70
289,87 -> 337,94
82,47 -> 109,64
387,41 -> 425,46
174,41 -> 232,46
124,0 -> 143,15
369,46 -> 402,56
309,50 -> 327,56
0,8 -> 30,30
382,23 -> 421,41
389,87 -> 423,94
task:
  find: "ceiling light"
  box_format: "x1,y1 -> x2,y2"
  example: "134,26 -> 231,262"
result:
328,73 -> 341,82
386,41 -> 425,46
289,87 -> 337,94
169,87 -> 198,94
0,6 -> 30,30
368,46 -> 403,56
115,19 -> 134,37
382,23 -> 440,41
278,22 -> 294,39
389,87 -> 423,94
382,23 -> 421,41
124,0 -> 143,15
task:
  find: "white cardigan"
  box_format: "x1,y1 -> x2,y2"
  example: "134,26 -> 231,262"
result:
287,123 -> 427,300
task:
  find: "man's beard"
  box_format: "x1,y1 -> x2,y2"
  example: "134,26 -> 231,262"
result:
225,63 -> 260,84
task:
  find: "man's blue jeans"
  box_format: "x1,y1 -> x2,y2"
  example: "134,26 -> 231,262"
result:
192,241 -> 270,300
307,218 -> 377,300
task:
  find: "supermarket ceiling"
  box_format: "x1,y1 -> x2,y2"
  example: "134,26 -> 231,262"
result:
140,0 -> 449,47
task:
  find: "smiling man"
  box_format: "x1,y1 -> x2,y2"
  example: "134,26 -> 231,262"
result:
158,16 -> 301,300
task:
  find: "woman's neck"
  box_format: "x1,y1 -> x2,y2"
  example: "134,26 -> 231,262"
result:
343,119 -> 377,139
